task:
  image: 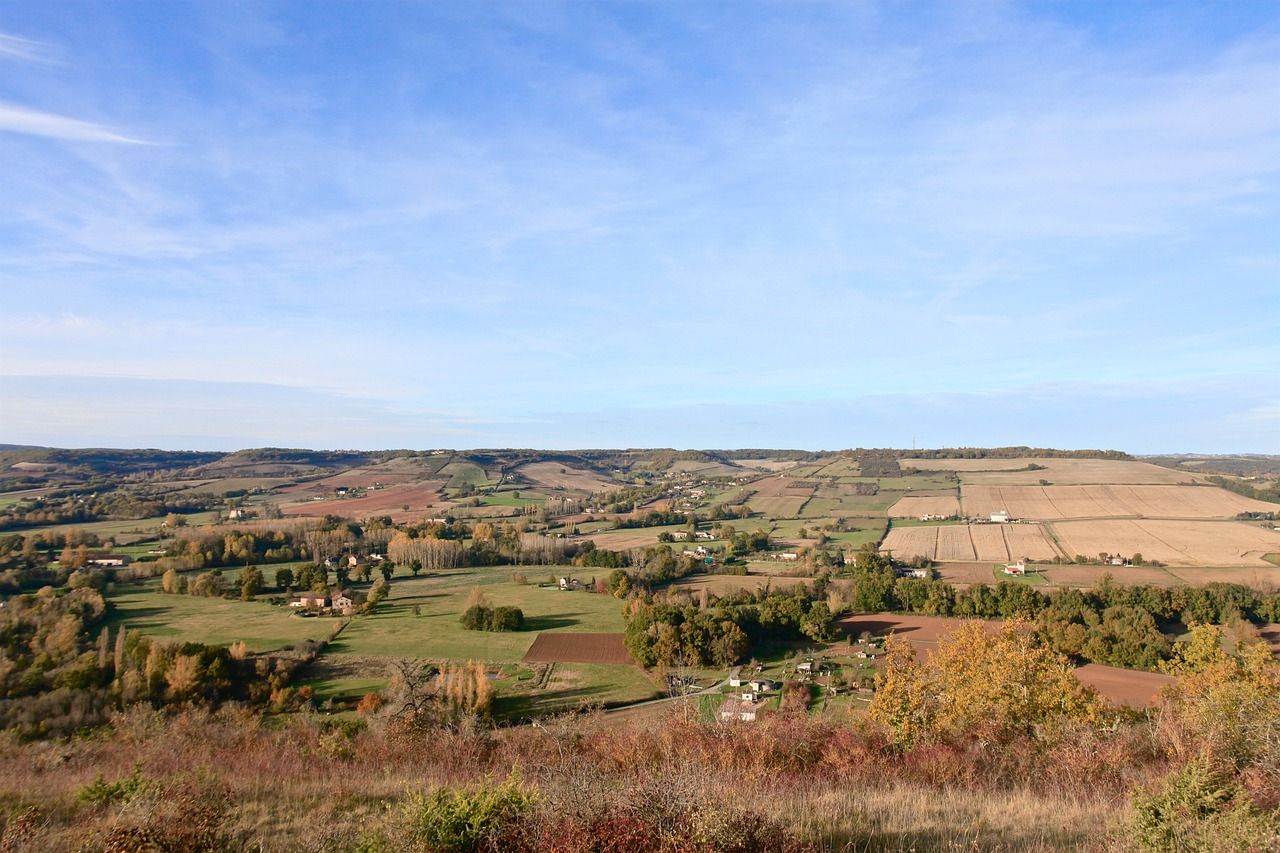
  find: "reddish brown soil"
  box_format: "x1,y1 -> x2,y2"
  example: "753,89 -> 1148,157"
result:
523,632 -> 632,665
837,612 -> 1171,707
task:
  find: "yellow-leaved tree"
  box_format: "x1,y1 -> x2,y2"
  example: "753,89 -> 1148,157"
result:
1157,623 -> 1280,775
870,622 -> 1099,748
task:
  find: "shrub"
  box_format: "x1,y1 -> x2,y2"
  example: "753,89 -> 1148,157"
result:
77,765 -> 157,807
460,605 -> 525,632
363,773 -> 535,852
1129,759 -> 1280,852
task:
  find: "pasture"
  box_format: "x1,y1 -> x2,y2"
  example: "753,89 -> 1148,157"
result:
106,589 -> 336,651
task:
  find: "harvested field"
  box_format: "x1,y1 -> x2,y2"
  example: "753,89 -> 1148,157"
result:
901,457 -> 1201,486
1039,564 -> 1181,588
968,524 -> 1010,561
516,462 -> 615,492
280,481 -> 443,517
667,574 -> 810,595
747,495 -> 809,518
883,524 -> 1058,564
937,562 -> 1004,585
839,613 -> 1170,707
729,458 -> 799,472
888,495 -> 960,518
748,475 -> 816,498
1051,519 -> 1280,566
936,525 -> 977,561
838,612 -> 999,645
522,632 -> 632,665
1004,523 -> 1063,560
573,527 -> 682,550
880,526 -> 938,561
1165,566 -> 1280,588
962,484 -> 1278,520
1074,664 -> 1173,708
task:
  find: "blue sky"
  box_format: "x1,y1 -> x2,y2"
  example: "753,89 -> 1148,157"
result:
1,2 -> 1277,452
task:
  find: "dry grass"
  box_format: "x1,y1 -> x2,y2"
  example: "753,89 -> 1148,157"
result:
0,706 -> 1141,852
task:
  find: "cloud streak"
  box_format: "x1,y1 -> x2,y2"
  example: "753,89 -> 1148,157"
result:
0,102 -> 150,144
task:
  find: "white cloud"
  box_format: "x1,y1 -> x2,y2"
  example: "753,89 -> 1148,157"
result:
0,102 -> 150,144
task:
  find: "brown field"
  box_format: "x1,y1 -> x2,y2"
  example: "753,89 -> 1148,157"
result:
901,457 -> 1200,486
1074,663 -> 1173,708
1051,519 -> 1280,566
516,462 -> 615,492
1165,566 -> 1280,587
935,524 -> 977,561
169,476 -> 296,495
883,524 -> 1059,564
936,562 -> 1004,585
888,494 -> 960,518
880,525 -> 938,561
747,495 -> 810,518
968,524 -> 1010,561
962,483 -> 1278,521
728,458 -> 800,472
1004,523 -> 1064,560
1039,564 -> 1182,588
667,574 -> 811,595
280,481 -> 444,517
839,613 -> 1170,707
572,527 -> 677,550
522,632 -> 632,665
748,475 -> 815,498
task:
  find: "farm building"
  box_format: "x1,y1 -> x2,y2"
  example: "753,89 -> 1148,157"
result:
728,667 -> 744,687
990,511 -> 1011,523
749,678 -> 779,693
1003,561 -> 1027,575
86,555 -> 131,567
718,697 -> 768,723
558,576 -> 582,591
290,592 -> 329,608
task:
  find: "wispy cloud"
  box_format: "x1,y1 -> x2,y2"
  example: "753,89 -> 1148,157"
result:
0,32 -> 56,64
0,102 -> 151,144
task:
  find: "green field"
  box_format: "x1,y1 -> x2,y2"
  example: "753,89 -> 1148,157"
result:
106,588 -> 337,651
478,490 -> 545,507
329,570 -> 627,660
494,662 -> 658,718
